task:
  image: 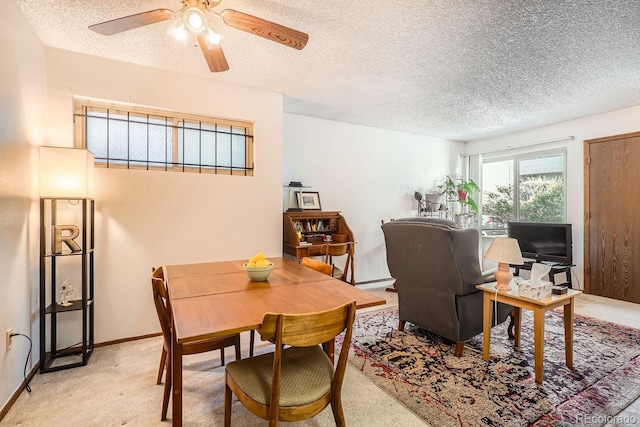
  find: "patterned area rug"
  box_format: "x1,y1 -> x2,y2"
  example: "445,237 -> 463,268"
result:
345,308 -> 640,426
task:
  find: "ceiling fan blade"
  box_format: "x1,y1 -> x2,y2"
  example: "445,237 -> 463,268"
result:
197,35 -> 230,72
89,9 -> 174,35
220,9 -> 308,50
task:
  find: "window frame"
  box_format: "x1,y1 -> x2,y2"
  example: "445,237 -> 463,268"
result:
480,147 -> 567,230
73,98 -> 254,176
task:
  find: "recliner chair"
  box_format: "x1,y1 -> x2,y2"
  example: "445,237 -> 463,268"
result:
381,217 -> 513,356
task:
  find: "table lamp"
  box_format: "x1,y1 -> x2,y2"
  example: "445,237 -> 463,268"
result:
484,237 -> 523,290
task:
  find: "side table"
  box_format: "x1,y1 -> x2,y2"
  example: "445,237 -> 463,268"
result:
512,261 -> 574,288
476,282 -> 582,384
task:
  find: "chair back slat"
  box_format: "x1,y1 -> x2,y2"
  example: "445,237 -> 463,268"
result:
259,301 -> 355,347
301,257 -> 333,276
321,243 -> 349,258
151,267 -> 172,348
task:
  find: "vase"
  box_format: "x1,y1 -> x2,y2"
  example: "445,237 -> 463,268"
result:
455,214 -> 472,228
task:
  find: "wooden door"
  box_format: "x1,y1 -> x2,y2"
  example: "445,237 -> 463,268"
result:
584,132 -> 640,303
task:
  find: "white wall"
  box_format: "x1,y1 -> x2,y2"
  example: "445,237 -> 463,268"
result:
7,3 -> 636,415
0,0 -> 46,411
467,105 -> 640,290
1,11 -> 461,410
283,114 -> 463,282
44,49 -> 285,344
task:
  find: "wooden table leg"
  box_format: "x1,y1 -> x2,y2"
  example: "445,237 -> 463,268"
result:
564,299 -> 574,368
513,307 -> 522,349
482,292 -> 492,361
533,309 -> 545,384
172,335 -> 183,426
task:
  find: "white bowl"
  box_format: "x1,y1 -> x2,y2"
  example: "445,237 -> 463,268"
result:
243,262 -> 274,281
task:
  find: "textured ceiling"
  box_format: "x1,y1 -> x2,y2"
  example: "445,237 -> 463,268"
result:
15,0 -> 640,141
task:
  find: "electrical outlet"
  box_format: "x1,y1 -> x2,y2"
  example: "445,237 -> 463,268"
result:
6,328 -> 12,351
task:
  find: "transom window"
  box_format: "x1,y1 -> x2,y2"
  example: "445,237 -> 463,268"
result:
73,99 -> 254,176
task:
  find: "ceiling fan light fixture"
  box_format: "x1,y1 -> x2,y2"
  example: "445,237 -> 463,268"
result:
168,17 -> 189,43
204,24 -> 222,48
88,3 -> 309,73
183,7 -> 207,33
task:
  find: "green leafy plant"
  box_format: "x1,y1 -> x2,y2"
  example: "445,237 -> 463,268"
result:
439,176 -> 481,214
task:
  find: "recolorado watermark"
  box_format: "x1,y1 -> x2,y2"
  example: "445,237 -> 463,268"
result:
576,414 -> 638,424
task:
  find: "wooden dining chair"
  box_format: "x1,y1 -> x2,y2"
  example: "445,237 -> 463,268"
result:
224,300 -> 356,427
151,267 -> 242,421
320,242 -> 355,285
301,256 -> 333,276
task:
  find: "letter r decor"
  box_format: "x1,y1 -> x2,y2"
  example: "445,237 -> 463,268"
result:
53,225 -> 82,254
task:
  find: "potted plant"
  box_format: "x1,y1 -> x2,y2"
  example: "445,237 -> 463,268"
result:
424,191 -> 445,211
414,190 -> 445,215
439,176 -> 481,225
456,178 -> 481,214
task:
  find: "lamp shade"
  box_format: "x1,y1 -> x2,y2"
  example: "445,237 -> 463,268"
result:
484,237 -> 523,265
40,147 -> 94,198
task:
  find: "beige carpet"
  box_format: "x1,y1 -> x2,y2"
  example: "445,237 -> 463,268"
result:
2,284 -> 640,426
1,283 -> 427,426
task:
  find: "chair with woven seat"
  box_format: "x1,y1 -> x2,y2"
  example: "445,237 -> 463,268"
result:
151,267 -> 242,421
224,300 -> 357,427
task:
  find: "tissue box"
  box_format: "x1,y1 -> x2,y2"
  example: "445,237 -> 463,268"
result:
517,280 -> 552,300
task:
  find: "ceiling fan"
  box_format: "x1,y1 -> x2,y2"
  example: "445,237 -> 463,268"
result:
88,0 -> 309,73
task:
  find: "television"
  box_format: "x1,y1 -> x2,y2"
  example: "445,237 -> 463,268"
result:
507,222 -> 573,265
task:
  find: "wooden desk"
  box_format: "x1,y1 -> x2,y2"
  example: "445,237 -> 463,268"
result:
282,211 -> 354,260
165,257 -> 385,426
283,211 -> 356,284
476,282 -> 582,384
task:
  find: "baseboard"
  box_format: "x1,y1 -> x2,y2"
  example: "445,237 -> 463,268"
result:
0,361 -> 39,423
356,277 -> 394,286
94,332 -> 162,349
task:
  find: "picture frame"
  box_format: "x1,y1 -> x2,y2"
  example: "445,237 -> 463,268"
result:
297,191 -> 322,210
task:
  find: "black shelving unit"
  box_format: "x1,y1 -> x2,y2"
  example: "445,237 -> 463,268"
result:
39,197 -> 94,373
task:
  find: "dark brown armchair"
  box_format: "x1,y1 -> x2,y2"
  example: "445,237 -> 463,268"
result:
381,217 -> 512,356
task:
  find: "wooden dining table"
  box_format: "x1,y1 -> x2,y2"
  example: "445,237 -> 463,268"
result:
164,257 -> 386,426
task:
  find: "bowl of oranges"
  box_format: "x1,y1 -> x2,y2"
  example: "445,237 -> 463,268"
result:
243,252 -> 274,281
